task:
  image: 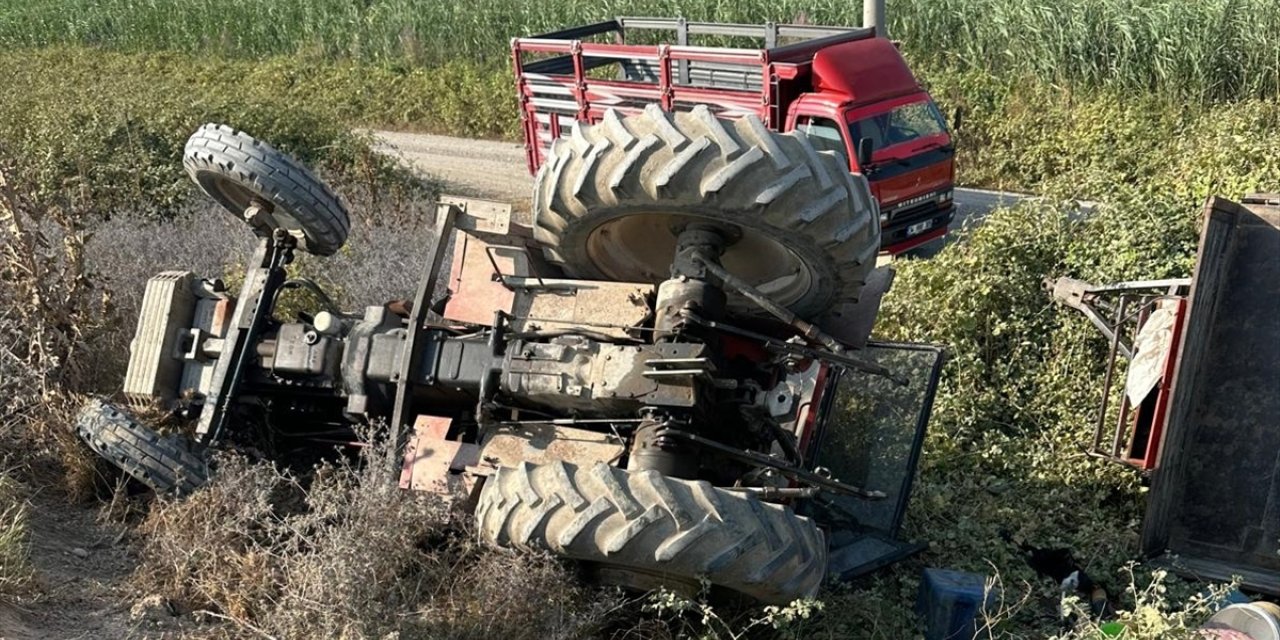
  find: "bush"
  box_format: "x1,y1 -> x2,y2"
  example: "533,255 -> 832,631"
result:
1054,568 -> 1242,639
925,69 -> 1280,201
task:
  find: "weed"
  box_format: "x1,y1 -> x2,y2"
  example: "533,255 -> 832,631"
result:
644,587 -> 826,639
1052,567 -> 1242,639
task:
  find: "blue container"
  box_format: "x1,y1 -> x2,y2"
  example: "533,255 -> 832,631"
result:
916,568 -> 999,640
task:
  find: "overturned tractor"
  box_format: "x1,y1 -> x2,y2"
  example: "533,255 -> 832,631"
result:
77,109 -> 942,603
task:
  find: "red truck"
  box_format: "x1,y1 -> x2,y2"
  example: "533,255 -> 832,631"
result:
513,16 -> 957,254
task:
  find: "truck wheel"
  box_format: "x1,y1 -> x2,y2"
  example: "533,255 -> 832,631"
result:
184,124 -> 351,256
533,105 -> 880,326
73,399 -> 209,496
475,461 -> 827,604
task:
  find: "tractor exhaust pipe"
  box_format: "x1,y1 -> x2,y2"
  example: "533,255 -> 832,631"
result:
863,0 -> 886,38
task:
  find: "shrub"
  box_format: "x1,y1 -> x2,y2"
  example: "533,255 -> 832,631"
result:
924,69 -> 1280,202
1053,568 -> 1242,640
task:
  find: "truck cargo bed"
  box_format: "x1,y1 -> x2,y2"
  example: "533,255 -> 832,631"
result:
513,17 -> 873,172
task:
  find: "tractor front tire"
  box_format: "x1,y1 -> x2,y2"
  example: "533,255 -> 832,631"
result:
74,399 -> 209,496
476,461 -> 827,604
183,124 -> 351,256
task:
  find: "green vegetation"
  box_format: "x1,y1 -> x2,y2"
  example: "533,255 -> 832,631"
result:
1,0 -> 1274,100
858,62 -> 1279,638
932,72 -> 1280,200
0,48 -> 445,218
3,1 -> 1275,210
5,47 -> 1276,214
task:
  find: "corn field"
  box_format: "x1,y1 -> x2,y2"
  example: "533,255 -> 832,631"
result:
0,0 -> 1276,101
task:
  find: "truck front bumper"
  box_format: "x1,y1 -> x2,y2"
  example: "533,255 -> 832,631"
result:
881,202 -> 956,254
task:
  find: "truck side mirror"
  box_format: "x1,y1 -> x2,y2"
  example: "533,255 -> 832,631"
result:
856,137 -> 875,168
952,106 -> 964,132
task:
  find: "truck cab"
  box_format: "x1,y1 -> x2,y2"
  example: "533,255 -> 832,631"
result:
513,18 -> 958,254
790,38 -> 955,252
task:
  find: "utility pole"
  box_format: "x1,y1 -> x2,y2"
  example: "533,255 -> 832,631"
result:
863,0 -> 886,38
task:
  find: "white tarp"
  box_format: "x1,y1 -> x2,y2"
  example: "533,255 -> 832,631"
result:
1125,303 -> 1179,405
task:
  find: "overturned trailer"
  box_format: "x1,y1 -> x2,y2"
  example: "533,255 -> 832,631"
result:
1050,195 -> 1280,595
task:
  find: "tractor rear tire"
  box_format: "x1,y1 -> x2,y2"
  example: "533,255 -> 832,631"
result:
74,399 -> 209,496
184,123 -> 351,256
475,461 -> 827,604
532,105 -> 880,327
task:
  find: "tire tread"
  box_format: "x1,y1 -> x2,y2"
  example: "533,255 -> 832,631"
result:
532,108 -> 880,326
74,399 -> 209,495
183,124 -> 350,256
476,462 -> 826,604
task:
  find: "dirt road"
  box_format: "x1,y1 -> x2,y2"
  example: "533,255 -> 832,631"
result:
2,493 -> 145,639
373,130 -> 1035,235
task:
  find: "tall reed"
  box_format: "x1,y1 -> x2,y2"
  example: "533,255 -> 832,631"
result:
1,0 -> 1275,101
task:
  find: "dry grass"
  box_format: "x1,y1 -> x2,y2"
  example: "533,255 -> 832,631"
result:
0,156 -> 96,393
134,428 -> 626,639
0,473 -> 31,597
0,155 -> 115,499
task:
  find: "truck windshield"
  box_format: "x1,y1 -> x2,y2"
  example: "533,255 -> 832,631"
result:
849,101 -> 948,154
